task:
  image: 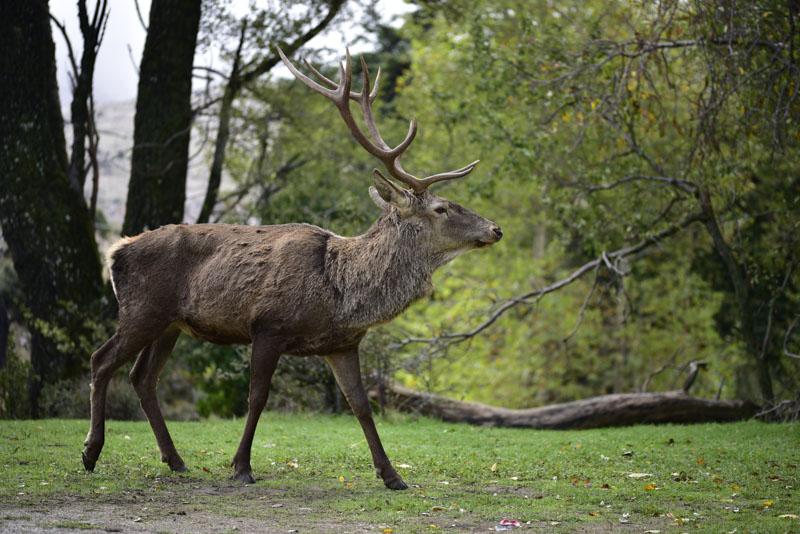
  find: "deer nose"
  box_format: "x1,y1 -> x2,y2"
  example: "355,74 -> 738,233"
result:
492,226 -> 503,241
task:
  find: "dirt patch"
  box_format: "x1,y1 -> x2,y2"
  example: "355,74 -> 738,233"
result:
1,480 -> 670,533
1,496 -> 375,534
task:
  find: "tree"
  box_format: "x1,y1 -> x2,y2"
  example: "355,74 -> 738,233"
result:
195,0 -> 348,224
123,0 -> 202,236
0,0 -> 104,412
395,0 -> 799,405
50,0 -> 109,218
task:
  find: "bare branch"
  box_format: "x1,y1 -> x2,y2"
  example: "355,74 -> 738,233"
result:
558,174 -> 696,195
49,15 -> 79,88
641,344 -> 684,392
133,0 -> 148,32
785,315 -> 800,360
760,256 -> 799,361
396,210 -> 705,349
563,262 -> 600,342
127,44 -> 139,76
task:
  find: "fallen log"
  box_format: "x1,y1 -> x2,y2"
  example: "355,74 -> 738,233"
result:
372,382 -> 759,429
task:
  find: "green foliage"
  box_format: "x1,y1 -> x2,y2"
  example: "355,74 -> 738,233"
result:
37,374 -> 143,421
1,417 -> 798,532
371,0 -> 799,404
0,338 -> 34,419
178,335 -> 341,417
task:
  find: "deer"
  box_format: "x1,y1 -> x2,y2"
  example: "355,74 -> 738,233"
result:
81,48 -> 502,490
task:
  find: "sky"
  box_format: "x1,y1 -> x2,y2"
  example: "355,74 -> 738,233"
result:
49,0 -> 416,106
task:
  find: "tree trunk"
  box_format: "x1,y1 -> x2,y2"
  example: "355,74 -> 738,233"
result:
373,382 -> 759,429
123,0 -> 201,236
0,296 -> 8,369
697,188 -> 774,402
197,65 -> 240,224
0,0 -> 104,411
67,0 -> 108,197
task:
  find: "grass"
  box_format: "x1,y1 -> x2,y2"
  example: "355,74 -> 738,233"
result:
1,414 -> 798,532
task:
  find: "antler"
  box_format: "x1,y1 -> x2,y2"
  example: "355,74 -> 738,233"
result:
277,47 -> 479,193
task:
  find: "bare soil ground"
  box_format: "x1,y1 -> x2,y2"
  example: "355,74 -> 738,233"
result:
1,482 -> 664,534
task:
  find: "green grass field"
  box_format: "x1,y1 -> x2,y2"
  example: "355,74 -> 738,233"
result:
1,414 -> 798,533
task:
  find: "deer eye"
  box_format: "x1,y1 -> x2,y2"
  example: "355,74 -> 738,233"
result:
434,206 -> 448,215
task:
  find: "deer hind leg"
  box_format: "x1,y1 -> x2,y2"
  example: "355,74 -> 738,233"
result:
231,335 -> 282,483
129,325 -> 186,471
83,323 -> 166,471
325,350 -> 407,490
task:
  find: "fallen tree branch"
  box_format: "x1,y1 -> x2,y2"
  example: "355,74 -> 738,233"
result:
371,381 -> 759,429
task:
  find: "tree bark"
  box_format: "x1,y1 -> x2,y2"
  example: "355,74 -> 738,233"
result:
373,382 -> 759,429
123,0 -> 201,236
0,0 -> 104,411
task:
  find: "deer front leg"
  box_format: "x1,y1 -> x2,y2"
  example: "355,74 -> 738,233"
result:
325,349 -> 407,490
231,335 -> 282,483
129,325 -> 186,472
83,326 -> 163,471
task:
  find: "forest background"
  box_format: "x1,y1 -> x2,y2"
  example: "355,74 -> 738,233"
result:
0,0 -> 798,421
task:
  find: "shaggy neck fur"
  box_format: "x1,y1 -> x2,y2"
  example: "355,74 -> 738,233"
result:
326,209 -> 436,329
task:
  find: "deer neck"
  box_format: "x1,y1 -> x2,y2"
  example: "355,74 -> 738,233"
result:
328,211 -> 434,329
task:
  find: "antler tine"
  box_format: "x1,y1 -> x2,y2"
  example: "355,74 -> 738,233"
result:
302,58 -> 338,90
369,66 -> 382,103
301,55 -> 382,102
358,55 -> 390,151
279,47 -> 478,193
416,160 -> 481,189
277,47 -> 336,99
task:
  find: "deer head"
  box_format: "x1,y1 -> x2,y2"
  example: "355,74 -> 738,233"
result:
278,48 -> 503,264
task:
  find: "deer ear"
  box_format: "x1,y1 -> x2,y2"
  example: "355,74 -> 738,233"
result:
371,169 -> 412,212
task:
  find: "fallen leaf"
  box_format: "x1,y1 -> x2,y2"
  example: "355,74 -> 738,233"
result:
431,506 -> 444,511
397,463 -> 412,469
644,484 -> 656,491
491,463 -> 498,472
697,458 -> 705,466
202,467 -> 210,473
628,473 -> 651,478
779,514 -> 799,519
763,501 -> 773,507
383,529 -> 393,534
588,512 -> 600,517
338,476 -> 345,482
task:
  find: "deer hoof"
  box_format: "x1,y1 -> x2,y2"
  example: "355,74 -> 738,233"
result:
170,464 -> 190,473
234,471 -> 256,484
82,451 -> 96,472
384,477 -> 408,490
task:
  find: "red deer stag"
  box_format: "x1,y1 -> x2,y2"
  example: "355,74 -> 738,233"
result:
81,49 -> 502,490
